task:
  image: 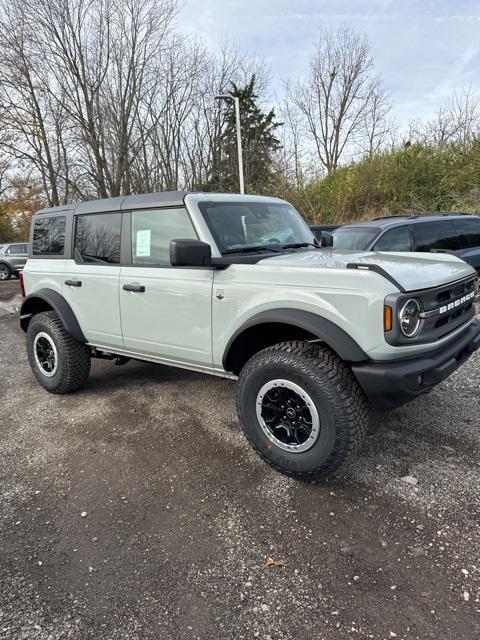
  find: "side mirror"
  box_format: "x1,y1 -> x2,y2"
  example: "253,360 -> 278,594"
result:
170,239 -> 212,267
320,231 -> 334,247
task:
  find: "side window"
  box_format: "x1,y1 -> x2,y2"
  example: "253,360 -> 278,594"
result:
32,217 -> 66,255
453,218 -> 480,249
373,226 -> 412,251
12,244 -> 28,254
74,212 -> 122,264
413,221 -> 459,252
131,208 -> 197,266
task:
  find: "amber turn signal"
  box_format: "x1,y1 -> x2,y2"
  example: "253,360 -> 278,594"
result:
384,305 -> 393,332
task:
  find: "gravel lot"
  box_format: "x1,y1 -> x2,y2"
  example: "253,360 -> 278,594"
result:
0,280 -> 479,639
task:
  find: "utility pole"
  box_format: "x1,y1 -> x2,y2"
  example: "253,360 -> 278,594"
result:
215,94 -> 245,194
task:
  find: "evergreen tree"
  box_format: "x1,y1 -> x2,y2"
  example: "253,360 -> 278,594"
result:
208,76 -> 282,194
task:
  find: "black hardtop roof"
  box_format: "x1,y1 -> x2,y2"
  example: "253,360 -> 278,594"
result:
34,191 -> 190,216
338,212 -> 479,230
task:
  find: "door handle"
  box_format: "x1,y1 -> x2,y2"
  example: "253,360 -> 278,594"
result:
123,283 -> 145,293
65,279 -> 82,287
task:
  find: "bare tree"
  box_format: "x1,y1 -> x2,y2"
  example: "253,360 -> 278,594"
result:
0,0 -> 271,202
421,87 -> 480,148
0,2 -> 68,206
359,77 -> 394,158
129,34 -> 208,192
179,40 -> 271,190
26,0 -> 177,197
0,0 -> 179,200
286,25 -> 390,173
277,98 -> 307,188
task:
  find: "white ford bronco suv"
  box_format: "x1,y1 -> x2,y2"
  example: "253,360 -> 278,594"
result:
21,192 -> 480,480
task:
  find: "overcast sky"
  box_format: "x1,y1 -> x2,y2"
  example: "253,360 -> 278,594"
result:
178,0 -> 480,128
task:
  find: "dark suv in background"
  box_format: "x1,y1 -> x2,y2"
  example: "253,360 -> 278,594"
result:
332,214 -> 480,273
0,242 -> 30,280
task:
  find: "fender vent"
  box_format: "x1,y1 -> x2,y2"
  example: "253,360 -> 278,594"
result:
346,263 -> 406,292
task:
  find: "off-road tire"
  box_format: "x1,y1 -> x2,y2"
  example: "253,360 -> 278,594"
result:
236,341 -> 369,481
0,263 -> 11,280
27,311 -> 91,394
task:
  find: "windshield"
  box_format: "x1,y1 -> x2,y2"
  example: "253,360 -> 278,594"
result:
333,227 -> 380,250
198,201 -> 315,254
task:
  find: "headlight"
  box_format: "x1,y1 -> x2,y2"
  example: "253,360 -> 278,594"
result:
399,298 -> 421,337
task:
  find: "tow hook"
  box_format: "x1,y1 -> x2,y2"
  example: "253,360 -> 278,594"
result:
113,356 -> 130,366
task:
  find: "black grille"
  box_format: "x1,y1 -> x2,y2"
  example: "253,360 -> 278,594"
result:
420,276 -> 476,340
436,278 -> 475,305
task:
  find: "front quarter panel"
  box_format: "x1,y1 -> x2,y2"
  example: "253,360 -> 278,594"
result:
212,264 -> 395,371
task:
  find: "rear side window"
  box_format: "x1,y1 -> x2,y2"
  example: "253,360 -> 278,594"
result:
131,208 -> 197,266
6,244 -> 27,254
453,218 -> 480,249
74,212 -> 122,264
412,221 -> 459,252
32,217 -> 66,255
373,226 -> 412,251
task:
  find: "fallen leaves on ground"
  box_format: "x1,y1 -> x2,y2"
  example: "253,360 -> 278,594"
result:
263,557 -> 285,568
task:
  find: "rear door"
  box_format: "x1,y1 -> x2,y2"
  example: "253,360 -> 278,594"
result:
411,220 -> 460,253
119,207 -> 213,368
63,211 -> 124,348
452,217 -> 480,271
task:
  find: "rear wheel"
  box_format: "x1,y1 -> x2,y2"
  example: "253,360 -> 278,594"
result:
27,311 -> 91,393
0,263 -> 11,280
236,341 -> 369,481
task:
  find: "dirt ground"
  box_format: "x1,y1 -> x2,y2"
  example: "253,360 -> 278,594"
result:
0,280 -> 479,639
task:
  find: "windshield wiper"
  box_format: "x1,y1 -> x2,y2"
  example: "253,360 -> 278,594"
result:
282,242 -> 319,250
222,245 -> 282,255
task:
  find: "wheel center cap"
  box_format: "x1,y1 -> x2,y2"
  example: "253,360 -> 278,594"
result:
286,407 -> 296,419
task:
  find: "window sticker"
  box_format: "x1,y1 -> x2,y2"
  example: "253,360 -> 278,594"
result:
136,229 -> 151,257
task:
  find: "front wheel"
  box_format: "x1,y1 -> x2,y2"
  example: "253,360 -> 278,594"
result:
26,311 -> 91,393
236,341 -> 369,481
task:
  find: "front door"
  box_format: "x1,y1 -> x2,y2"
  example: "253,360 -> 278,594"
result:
119,207 -> 213,368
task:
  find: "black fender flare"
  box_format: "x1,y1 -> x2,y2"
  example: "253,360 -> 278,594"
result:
20,288 -> 86,342
223,308 -> 368,370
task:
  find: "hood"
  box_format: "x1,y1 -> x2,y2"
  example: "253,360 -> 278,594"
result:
260,250 -> 476,292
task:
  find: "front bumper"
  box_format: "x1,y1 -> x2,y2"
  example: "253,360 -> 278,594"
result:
352,319 -> 480,410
